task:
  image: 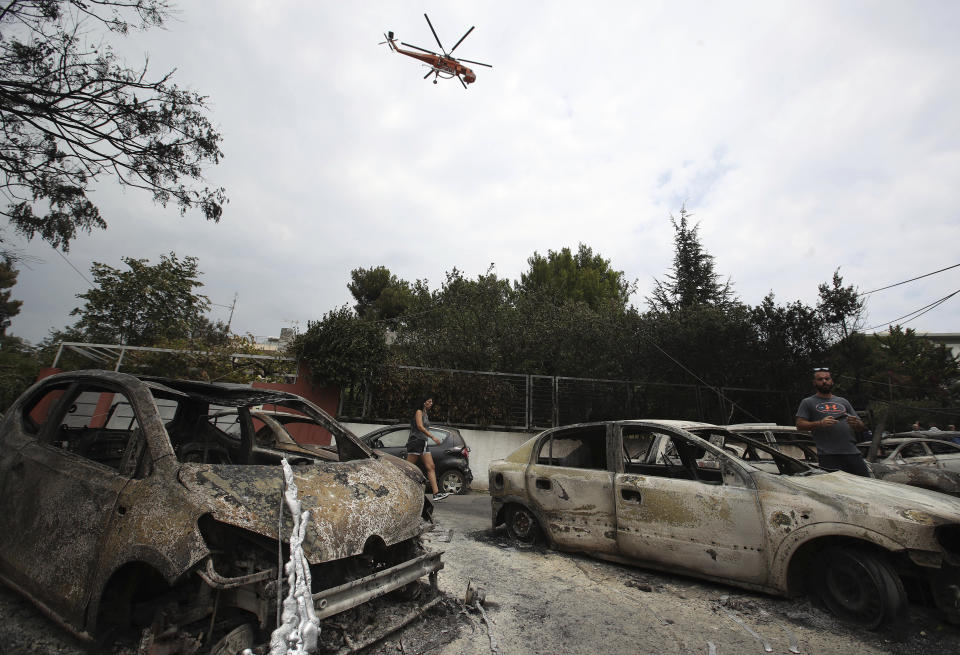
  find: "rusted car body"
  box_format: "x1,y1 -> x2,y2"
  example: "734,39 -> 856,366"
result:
728,424 -> 960,497
489,419 -> 960,628
0,371 -> 441,649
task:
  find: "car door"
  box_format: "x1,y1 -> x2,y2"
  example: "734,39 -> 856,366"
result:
895,441 -> 937,467
523,424 -> 618,554
614,425 -> 768,585
0,380 -> 140,625
370,425 -> 451,456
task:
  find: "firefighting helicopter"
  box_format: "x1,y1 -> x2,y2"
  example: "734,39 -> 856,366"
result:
382,13 -> 492,88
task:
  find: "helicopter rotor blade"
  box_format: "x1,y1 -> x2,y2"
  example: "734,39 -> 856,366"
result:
449,26 -> 475,54
401,42 -> 439,56
458,74 -> 468,89
423,13 -> 446,53
424,68 -> 435,80
456,58 -> 493,68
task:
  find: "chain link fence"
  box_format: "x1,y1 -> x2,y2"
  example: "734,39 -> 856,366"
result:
338,365 -> 800,431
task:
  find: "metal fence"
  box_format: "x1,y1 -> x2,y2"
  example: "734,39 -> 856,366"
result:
338,365 -> 800,431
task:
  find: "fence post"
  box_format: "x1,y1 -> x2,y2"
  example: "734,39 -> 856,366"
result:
525,374 -> 531,430
552,376 -> 559,427
362,380 -> 371,420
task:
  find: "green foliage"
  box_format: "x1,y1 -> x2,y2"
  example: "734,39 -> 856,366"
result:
517,243 -> 635,311
292,305 -> 388,388
817,269 -> 865,343
348,266 -> 413,321
70,253 -> 210,345
647,207 -> 734,313
749,293 -> 827,389
359,367 -> 522,427
0,0 -> 225,253
636,303 -> 758,388
0,335 -> 41,411
0,258 -> 23,336
875,326 -> 958,390
397,267 -> 516,372
506,292 -> 635,378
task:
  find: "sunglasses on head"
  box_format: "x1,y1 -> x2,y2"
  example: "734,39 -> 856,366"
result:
813,367 -> 830,372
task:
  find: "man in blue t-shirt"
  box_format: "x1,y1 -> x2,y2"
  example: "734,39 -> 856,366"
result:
795,368 -> 870,476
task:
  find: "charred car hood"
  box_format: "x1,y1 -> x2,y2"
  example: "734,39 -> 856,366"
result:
762,470 -> 960,524
178,458 -> 428,564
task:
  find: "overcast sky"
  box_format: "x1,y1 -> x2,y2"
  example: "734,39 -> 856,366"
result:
6,0 -> 960,348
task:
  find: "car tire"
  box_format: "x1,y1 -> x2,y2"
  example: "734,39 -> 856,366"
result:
438,469 -> 466,495
506,504 -> 541,543
817,547 -> 907,629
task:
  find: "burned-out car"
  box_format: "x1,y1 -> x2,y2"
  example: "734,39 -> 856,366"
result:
860,437 -> 960,472
728,425 -> 960,498
489,419 -> 960,628
0,371 -> 441,650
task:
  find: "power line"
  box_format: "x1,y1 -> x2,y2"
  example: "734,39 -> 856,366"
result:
862,263 -> 960,295
864,289 -> 959,331
639,334 -> 763,422
52,247 -> 92,286
835,373 -> 943,393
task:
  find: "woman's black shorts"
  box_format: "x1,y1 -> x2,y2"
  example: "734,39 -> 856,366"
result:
406,436 -> 428,455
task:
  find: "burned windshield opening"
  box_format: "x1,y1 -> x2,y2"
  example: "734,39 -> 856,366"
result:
691,428 -> 815,477
148,389 -> 370,464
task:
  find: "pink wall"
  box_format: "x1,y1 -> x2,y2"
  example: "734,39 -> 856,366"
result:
251,363 -> 339,417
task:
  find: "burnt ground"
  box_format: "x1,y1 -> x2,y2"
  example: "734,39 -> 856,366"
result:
0,491 -> 958,655
460,527 -> 960,655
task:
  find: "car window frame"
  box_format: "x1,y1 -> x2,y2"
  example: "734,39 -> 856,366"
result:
534,424 -> 608,470
28,378 -> 151,477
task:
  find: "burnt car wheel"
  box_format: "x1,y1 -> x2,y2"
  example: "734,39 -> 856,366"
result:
439,469 -> 466,494
506,505 -> 541,543
817,547 -> 907,629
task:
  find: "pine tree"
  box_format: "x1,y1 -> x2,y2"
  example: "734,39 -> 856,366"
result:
646,207 -> 734,313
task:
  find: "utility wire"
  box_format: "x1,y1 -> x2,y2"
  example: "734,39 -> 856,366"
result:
862,263 -> 960,295
864,289 -> 959,331
870,398 -> 960,418
639,334 -> 763,422
52,247 -> 92,286
835,373 -> 944,393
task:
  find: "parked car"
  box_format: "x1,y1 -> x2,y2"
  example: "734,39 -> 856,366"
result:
0,371 -> 441,651
360,423 -> 473,494
727,425 -> 960,498
489,419 -> 960,628
859,437 -> 960,471
891,430 -> 960,443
